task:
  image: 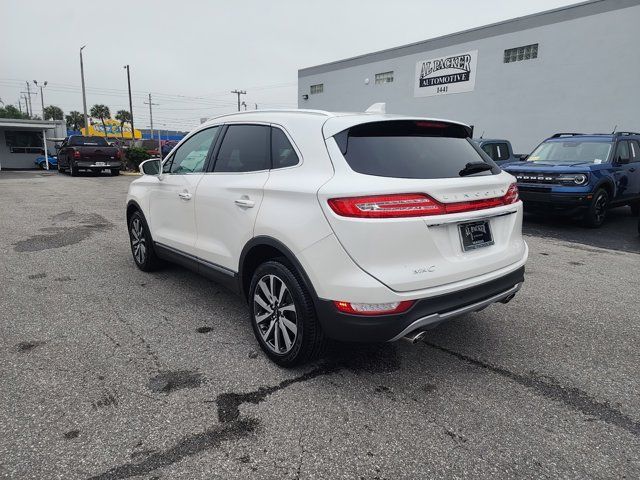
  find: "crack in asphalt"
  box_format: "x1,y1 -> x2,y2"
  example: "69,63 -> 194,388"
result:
216,363 -> 342,423
85,418 -> 259,480
424,342 -> 640,438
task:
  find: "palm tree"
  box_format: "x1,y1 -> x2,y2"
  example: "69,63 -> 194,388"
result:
65,111 -> 84,131
115,110 -> 132,142
89,104 -> 111,138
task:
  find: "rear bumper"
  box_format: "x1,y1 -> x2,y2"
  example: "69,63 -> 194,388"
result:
315,266 -> 525,342
76,161 -> 122,169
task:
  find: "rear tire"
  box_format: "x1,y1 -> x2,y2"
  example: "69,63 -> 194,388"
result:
128,211 -> 162,272
630,201 -> 640,217
248,260 -> 325,367
70,162 -> 78,177
110,169 -> 120,176
583,188 -> 608,228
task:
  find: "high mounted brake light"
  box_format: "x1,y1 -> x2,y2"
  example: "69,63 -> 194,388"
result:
328,184 -> 519,218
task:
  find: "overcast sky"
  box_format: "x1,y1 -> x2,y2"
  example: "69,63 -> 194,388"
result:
1,0 -> 577,131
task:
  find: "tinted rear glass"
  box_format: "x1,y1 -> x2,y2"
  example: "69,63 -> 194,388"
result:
69,136 -> 109,146
334,121 -> 494,179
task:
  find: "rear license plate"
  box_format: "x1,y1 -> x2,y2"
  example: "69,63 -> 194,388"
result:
459,220 -> 494,251
94,161 -> 106,166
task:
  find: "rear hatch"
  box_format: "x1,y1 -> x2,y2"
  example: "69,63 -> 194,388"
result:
318,119 -> 525,292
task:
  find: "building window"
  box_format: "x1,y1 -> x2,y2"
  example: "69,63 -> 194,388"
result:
375,71 -> 394,84
310,83 -> 324,95
4,130 -> 43,154
504,43 -> 538,63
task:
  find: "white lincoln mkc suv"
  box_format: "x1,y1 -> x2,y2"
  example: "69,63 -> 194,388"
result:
126,107 -> 528,366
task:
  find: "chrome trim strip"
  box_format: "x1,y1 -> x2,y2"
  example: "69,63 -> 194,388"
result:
154,242 -> 236,276
389,282 -> 522,342
427,209 -> 517,226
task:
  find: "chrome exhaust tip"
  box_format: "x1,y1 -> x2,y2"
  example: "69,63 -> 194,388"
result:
402,330 -> 428,344
500,293 -> 516,304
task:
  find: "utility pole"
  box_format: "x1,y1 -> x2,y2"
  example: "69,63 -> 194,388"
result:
33,80 -> 47,118
231,90 -> 246,112
18,98 -> 22,114
241,101 -> 247,111
255,103 -> 258,110
124,65 -> 135,144
80,45 -> 89,135
34,80 -> 49,169
143,93 -> 159,138
20,90 -> 35,117
25,82 -> 35,118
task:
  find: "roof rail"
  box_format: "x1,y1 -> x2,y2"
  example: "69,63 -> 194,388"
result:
614,131 -> 640,137
551,132 -> 584,138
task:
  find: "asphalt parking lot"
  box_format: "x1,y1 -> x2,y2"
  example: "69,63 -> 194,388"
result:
1,171 -> 638,479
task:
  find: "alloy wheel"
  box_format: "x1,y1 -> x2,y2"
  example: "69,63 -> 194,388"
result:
253,274 -> 298,354
594,193 -> 607,224
130,218 -> 147,264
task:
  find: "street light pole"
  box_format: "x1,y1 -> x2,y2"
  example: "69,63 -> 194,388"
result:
124,65 -> 135,145
34,80 -> 49,170
80,45 -> 89,135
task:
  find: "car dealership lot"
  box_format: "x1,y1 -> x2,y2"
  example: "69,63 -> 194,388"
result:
0,172 -> 638,479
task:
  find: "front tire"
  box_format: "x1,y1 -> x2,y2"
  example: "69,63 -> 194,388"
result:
128,211 -> 162,272
583,188 -> 608,228
248,260 -> 325,367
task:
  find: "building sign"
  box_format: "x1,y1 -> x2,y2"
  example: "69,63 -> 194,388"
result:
414,50 -> 478,97
81,118 -> 141,139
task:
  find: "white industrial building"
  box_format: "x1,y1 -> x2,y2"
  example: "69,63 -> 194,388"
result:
298,0 -> 640,153
0,119 -> 66,170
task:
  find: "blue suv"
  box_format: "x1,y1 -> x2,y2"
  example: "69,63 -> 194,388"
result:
503,132 -> 640,227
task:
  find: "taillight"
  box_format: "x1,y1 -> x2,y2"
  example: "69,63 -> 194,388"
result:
333,300 -> 414,316
116,150 -> 122,159
328,183 -> 520,218
73,149 -> 81,159
328,194 -> 445,218
503,183 -> 519,204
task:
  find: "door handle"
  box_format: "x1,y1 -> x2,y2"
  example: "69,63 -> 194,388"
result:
235,198 -> 255,208
630,167 -> 636,172
178,191 -> 192,200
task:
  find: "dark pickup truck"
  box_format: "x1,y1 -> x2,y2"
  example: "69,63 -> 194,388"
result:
56,135 -> 122,176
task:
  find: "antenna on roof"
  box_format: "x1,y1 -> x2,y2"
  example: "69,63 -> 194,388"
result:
480,130 -> 485,139
611,125 -> 617,134
365,102 -> 386,114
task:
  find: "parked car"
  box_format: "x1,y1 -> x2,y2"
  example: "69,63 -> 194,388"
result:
34,154 -> 57,169
56,135 -> 122,176
126,110 -> 528,366
134,139 -> 161,157
473,138 -> 525,165
503,132 -> 640,227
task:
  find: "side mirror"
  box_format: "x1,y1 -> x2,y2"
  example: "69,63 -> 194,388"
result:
617,156 -> 630,165
140,158 -> 161,175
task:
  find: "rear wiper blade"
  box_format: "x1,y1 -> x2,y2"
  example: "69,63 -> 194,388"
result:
459,161 -> 493,176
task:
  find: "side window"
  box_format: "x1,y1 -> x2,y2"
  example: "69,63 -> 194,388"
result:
481,143 -> 498,161
615,141 -> 630,163
214,125 -> 270,173
170,127 -> 219,174
495,143 -> 510,161
271,127 -> 299,169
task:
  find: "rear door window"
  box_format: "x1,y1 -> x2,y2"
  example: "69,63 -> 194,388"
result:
214,125 -> 270,173
271,127 -> 299,169
334,121 -> 493,179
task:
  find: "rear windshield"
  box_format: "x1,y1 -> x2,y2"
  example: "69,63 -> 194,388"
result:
334,121 -> 494,179
69,136 -> 109,146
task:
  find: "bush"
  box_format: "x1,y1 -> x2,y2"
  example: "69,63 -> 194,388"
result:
125,147 -> 151,170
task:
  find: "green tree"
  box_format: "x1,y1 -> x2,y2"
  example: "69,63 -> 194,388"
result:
0,105 -> 29,119
114,109 -> 132,142
89,104 -> 111,138
43,105 -> 64,121
65,111 -> 85,131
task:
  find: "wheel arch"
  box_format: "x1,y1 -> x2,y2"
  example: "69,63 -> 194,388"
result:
126,200 -> 143,224
239,236 -> 318,303
595,179 -> 615,198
